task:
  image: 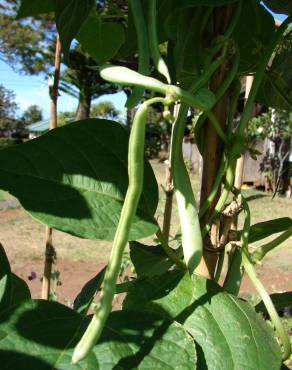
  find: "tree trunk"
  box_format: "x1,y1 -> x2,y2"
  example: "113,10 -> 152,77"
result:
76,91 -> 91,120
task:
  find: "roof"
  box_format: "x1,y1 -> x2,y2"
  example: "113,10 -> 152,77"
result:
27,120 -> 50,132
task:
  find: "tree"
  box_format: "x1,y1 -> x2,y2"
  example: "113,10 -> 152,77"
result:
60,48 -> 119,120
0,0 -> 55,75
249,109 -> 292,193
21,104 -> 43,124
0,84 -> 18,130
90,101 -> 120,120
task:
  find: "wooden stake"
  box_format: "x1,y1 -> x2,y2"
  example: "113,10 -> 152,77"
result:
41,36 -> 61,300
234,75 -> 254,190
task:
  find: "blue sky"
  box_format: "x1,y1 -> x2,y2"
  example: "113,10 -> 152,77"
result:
0,8 -> 287,120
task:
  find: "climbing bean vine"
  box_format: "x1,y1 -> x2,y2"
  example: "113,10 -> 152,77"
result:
0,1 -> 291,369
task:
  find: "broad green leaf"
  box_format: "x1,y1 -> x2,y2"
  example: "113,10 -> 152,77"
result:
263,0 -> 292,15
255,291 -> 292,314
129,241 -> 173,278
77,14 -> 125,65
124,271 -> 282,370
0,300 -> 98,369
0,299 -> 197,369
0,244 -> 31,311
54,0 -> 95,62
177,0 -> 238,7
0,244 -> 11,311
17,0 -> 54,18
233,0 -> 275,73
10,274 -> 31,306
0,119 -> 159,241
248,217 -> 292,243
73,267 -> 105,315
256,47 -> 292,110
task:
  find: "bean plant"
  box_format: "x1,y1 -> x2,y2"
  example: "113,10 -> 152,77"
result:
0,0 -> 291,369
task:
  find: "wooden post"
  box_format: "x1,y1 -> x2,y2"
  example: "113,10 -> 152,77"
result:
41,36 -> 61,300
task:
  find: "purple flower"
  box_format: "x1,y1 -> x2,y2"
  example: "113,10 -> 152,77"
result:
28,271 -> 37,281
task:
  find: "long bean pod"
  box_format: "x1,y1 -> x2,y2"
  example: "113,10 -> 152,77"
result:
126,0 -> 150,109
148,0 -> 171,83
100,65 -> 216,111
72,98 -> 163,364
170,104 -> 203,273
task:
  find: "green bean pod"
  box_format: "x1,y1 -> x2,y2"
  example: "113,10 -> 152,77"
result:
100,65 -> 216,111
72,102 -> 148,364
170,104 -> 203,273
148,0 -> 171,83
126,0 -> 150,109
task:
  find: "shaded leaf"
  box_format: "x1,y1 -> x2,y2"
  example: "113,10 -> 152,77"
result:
77,14 -> 125,65
257,47 -> 292,110
73,267 -> 105,315
177,0 -> 238,7
55,0 -> 95,62
124,271 -> 282,370
0,299 -> 197,369
130,241 -> 173,278
248,217 -> 292,243
17,0 -> 54,18
10,274 -> 31,307
233,0 -> 275,73
0,244 -> 31,312
0,119 -> 159,241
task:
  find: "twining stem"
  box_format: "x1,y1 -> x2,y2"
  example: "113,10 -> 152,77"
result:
72,97 -> 169,364
242,251 -> 291,360
42,35 -> 61,300
252,226 -> 292,263
126,0 -> 150,109
202,159 -> 236,238
170,104 -> 203,273
199,156 -> 226,218
162,160 -> 174,242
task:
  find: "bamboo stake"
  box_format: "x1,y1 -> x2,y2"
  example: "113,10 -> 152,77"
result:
234,75 -> 254,190
41,36 -> 61,300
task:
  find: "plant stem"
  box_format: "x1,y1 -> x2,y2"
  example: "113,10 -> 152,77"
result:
162,160 -> 173,242
242,251 -> 291,361
148,0 -> 171,83
252,226 -> 292,263
126,0 -> 150,109
156,228 -> 187,271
